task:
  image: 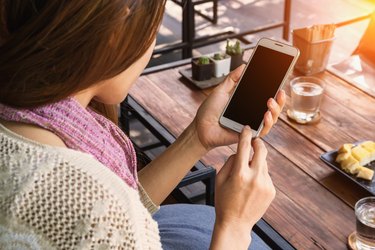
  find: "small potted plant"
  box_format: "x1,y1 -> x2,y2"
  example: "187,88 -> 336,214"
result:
191,56 -> 213,81
210,53 -> 231,77
226,40 -> 244,70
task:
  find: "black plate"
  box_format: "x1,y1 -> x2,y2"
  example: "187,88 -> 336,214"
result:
320,143 -> 375,194
179,60 -> 248,89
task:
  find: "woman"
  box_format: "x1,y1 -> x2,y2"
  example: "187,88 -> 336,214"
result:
0,1 -> 285,249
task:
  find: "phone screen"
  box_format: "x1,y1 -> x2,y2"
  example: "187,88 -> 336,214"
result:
223,45 -> 294,130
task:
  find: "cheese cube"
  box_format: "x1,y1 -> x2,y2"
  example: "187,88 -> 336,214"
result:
360,141 -> 375,163
356,166 -> 374,181
338,143 -> 353,154
352,145 -> 372,166
340,155 -> 360,174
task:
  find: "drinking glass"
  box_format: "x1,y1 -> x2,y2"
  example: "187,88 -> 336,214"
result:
355,197 -> 375,250
287,76 -> 325,124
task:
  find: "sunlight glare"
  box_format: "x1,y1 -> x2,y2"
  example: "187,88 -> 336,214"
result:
349,55 -> 363,72
254,0 -> 282,7
159,25 -> 173,36
353,75 -> 369,88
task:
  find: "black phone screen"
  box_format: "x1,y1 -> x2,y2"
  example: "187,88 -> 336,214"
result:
223,45 -> 294,130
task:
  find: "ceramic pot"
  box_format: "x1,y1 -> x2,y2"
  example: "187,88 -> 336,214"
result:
228,52 -> 244,70
191,59 -> 214,81
211,55 -> 231,77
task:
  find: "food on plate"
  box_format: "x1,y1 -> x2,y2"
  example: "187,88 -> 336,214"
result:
338,143 -> 354,154
361,141 -> 375,157
335,141 -> 375,181
352,145 -> 373,166
340,155 -> 360,174
356,166 -> 374,181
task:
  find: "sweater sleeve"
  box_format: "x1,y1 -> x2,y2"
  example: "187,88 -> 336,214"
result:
0,135 -> 162,250
138,182 -> 160,215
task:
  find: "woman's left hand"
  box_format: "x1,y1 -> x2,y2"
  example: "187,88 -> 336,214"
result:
191,65 -> 286,151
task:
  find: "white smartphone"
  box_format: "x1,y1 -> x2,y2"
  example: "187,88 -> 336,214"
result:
219,38 -> 300,137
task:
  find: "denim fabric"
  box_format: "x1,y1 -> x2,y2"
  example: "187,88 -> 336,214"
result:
153,204 -> 271,250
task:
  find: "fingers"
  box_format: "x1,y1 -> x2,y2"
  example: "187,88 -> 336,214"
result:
267,98 -> 280,123
217,155 -> 235,183
259,111 -> 272,137
276,90 -> 286,108
267,90 -> 285,124
233,126 -> 252,173
260,90 -> 286,137
249,138 -> 268,172
216,64 -> 246,94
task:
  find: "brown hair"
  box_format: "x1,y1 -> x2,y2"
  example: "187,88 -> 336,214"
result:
0,0 -> 166,123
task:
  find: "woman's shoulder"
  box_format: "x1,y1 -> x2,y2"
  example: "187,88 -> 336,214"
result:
0,121 -> 107,193
0,123 -> 162,249
0,121 -> 119,185
0,119 -> 67,147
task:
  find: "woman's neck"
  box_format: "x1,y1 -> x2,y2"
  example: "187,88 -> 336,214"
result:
73,88 -> 95,108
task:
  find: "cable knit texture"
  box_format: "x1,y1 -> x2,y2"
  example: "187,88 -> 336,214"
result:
0,98 -> 138,189
0,124 -> 161,249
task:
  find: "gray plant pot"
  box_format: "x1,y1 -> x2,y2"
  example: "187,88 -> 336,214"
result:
191,59 -> 214,81
228,52 -> 244,70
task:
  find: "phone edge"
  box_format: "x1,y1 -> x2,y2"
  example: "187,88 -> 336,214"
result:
219,37 -> 300,137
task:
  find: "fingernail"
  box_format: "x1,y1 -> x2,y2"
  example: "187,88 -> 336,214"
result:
267,99 -> 274,108
243,125 -> 251,131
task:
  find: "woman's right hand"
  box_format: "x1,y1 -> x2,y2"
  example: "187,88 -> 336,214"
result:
211,126 -> 276,249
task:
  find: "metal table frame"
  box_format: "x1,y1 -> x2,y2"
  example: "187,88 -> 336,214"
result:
154,0 -> 291,58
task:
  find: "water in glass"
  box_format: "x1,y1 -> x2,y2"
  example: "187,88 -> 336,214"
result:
356,200 -> 375,250
290,81 -> 323,121
355,197 -> 375,250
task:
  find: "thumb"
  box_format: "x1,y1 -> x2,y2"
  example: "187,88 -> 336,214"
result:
215,64 -> 246,94
229,64 -> 246,82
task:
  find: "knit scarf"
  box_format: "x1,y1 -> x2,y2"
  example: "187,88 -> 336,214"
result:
0,98 -> 138,189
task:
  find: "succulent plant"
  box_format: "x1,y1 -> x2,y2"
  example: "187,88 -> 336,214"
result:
213,53 -> 224,60
198,56 -> 210,65
226,40 -> 243,55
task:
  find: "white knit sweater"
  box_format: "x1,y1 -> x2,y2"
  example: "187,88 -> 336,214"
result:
0,124 -> 162,249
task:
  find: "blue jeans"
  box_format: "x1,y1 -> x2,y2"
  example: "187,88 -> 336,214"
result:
153,204 -> 271,250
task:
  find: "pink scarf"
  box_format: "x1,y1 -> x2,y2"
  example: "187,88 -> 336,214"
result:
0,98 -> 138,189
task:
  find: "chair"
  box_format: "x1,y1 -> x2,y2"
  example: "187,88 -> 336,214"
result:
327,12 -> 375,98
120,95 -> 216,205
171,0 -> 218,24
154,0 -> 291,59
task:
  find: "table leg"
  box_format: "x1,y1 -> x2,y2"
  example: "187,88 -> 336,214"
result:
182,0 -> 194,58
283,0 -> 291,41
213,0 -> 218,24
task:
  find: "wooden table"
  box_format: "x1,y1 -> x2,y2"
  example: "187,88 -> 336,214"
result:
129,50 -> 375,249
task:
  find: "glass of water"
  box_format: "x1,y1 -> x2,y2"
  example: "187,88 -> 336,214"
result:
355,197 -> 375,250
287,76 -> 325,124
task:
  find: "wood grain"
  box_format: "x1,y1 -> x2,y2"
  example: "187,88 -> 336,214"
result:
131,55 -> 374,248
281,71 -> 374,152
321,172 -> 370,207
265,144 -> 354,241
264,120 -> 334,180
